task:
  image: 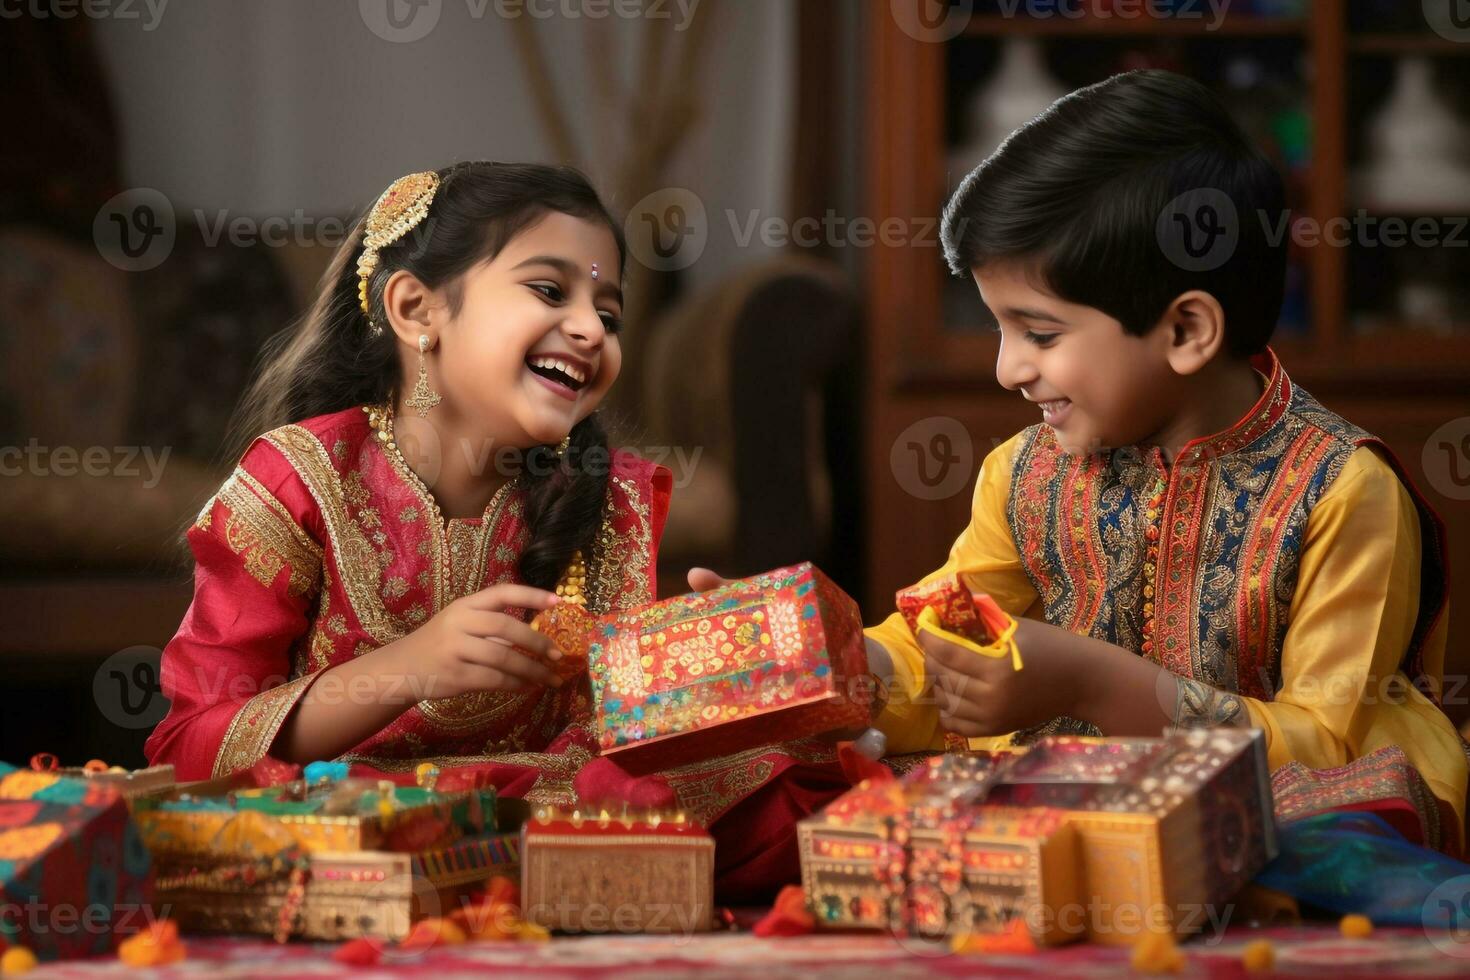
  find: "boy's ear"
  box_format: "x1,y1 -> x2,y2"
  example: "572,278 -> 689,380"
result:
1157,290 -> 1226,377
382,270 -> 439,348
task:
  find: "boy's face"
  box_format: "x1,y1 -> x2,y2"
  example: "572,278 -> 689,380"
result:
974,261 -> 1180,456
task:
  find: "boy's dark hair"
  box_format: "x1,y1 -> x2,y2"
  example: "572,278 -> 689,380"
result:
940,69 -> 1286,357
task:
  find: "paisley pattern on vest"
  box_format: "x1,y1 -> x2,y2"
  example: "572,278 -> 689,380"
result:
1003,351 -> 1446,742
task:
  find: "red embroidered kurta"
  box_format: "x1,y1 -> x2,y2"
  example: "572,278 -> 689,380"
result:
146,405 -> 671,783
146,406 -> 853,898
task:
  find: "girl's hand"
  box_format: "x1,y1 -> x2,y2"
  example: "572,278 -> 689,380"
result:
392,584 -> 565,700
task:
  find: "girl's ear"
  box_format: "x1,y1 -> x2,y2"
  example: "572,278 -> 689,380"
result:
382,270 -> 439,348
1159,289 -> 1226,377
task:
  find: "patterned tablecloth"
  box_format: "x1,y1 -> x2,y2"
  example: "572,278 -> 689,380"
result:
19,926 -> 1470,979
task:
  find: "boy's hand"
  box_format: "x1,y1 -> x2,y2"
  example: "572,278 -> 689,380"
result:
920,617 -> 1083,737
686,567 -> 731,592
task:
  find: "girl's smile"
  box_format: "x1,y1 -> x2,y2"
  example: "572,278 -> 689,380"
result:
525,351 -> 594,402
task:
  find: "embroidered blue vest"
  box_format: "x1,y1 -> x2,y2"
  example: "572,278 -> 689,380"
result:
1003,350 -> 1447,739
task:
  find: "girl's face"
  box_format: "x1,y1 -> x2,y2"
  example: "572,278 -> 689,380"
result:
434,211 -> 624,450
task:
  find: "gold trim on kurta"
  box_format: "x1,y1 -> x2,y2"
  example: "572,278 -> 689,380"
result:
264,426 -> 405,645
658,739 -> 837,826
213,467 -> 324,599
212,673 -> 319,778
589,474 -> 656,614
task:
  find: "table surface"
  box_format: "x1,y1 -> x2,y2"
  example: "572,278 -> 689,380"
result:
20,926 -> 1470,979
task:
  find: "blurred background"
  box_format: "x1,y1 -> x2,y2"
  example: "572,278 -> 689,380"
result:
3,0 -> 1467,767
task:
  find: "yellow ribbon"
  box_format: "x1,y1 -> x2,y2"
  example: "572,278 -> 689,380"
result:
915,605 -> 1023,672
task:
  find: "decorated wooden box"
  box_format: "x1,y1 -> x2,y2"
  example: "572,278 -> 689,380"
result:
54,764 -> 177,804
521,806 -> 715,934
131,778 -> 497,860
534,562 -> 871,768
157,831 -> 520,942
797,755 -> 1082,947
985,728 -> 1277,945
0,765 -> 155,961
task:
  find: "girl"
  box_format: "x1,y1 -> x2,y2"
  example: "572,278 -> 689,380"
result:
146,163 -> 851,897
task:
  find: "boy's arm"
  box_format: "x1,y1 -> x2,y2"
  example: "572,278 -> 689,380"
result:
865,433 -> 1041,753
914,445 -> 1464,792
1239,447 -> 1465,834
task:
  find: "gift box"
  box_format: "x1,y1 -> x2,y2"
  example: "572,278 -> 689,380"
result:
896,574 -> 1012,648
895,574 -> 1021,751
534,562 -> 871,768
132,777 -> 498,860
985,728 -> 1277,945
521,806 -> 714,934
62,765 -> 177,803
797,754 -> 1083,946
155,831 -> 521,942
0,764 -> 155,961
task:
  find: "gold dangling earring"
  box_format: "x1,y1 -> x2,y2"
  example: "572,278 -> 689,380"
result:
406,334 -> 442,418
554,436 -> 571,458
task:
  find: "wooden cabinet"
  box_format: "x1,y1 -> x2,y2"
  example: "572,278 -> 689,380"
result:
862,1 -> 1470,723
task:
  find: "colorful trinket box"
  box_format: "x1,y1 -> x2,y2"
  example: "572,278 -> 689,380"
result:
0,764 -> 155,961
156,831 -> 520,942
985,728 -> 1277,945
132,778 -> 498,859
798,754 -> 1083,946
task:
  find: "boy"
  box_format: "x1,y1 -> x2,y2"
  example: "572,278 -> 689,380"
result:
864,70 -> 1467,853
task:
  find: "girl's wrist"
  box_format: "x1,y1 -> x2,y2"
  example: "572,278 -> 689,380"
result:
363,634 -> 421,703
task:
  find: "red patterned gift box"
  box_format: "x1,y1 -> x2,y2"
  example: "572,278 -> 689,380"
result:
895,573 -> 1021,751
0,764 -> 155,961
535,562 -> 871,769
896,573 -> 1011,646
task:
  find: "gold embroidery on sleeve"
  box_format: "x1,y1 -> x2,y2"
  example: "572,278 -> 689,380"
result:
216,467 -> 323,598
211,673 -> 318,778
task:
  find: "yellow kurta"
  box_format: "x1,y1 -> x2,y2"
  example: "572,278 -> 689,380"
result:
868,433 -> 1467,839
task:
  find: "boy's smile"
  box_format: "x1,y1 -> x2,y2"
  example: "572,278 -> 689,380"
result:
974,260 -> 1183,457
973,261 -> 1266,459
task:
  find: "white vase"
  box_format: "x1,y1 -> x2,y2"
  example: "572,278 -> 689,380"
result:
948,38 -> 1067,181
1358,57 -> 1470,211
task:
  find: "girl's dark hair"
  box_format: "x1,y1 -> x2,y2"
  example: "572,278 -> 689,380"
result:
940,69 -> 1286,357
227,161 -> 626,591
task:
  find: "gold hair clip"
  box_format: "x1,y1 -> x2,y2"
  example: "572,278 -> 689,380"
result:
357,170 -> 440,333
